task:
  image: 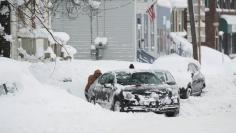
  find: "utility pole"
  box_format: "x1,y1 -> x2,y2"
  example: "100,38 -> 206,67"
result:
90,6 -> 93,47
198,0 -> 201,63
188,0 -> 199,61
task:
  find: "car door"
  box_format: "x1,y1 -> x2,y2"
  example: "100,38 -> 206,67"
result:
102,73 -> 116,108
96,73 -> 115,108
188,63 -> 202,93
165,72 -> 177,86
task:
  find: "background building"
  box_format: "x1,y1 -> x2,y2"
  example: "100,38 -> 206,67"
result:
52,0 -> 136,61
205,0 -> 236,56
186,0 -> 206,45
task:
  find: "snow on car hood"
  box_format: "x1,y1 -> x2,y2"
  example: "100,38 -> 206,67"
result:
121,84 -> 171,93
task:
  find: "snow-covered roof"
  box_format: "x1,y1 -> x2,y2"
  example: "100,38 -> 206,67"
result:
157,0 -> 172,8
52,32 -> 70,45
61,45 -> 77,56
17,28 -> 50,39
17,28 -> 70,45
221,15 -> 236,25
171,0 -> 188,8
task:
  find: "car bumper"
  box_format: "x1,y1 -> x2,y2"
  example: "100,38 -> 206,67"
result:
122,103 -> 179,113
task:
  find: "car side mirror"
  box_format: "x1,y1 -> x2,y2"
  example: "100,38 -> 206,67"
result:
166,81 -> 176,85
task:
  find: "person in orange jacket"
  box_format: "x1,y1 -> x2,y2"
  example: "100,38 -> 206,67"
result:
84,69 -> 102,101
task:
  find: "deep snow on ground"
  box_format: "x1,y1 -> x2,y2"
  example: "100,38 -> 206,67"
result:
1,46 -> 236,133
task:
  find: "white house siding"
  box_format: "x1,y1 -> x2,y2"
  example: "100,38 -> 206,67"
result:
156,5 -> 172,56
52,0 -> 136,61
136,0 -> 171,59
136,0 -> 157,57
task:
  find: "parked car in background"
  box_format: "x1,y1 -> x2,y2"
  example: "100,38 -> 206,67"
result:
87,69 -> 180,117
182,63 -> 206,98
150,55 -> 206,99
152,68 -> 205,99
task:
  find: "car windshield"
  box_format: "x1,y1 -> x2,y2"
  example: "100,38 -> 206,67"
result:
116,72 -> 162,85
154,72 -> 166,82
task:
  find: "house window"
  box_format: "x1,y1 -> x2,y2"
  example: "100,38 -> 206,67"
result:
205,0 -> 209,8
150,22 -> 154,51
144,14 -> 149,50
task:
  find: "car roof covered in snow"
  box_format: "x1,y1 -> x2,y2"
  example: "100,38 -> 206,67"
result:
104,69 -> 155,74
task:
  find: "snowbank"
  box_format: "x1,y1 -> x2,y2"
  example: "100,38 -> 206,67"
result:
0,57 -> 236,133
29,60 -> 150,99
0,57 -> 29,85
170,32 -> 193,57
201,46 -> 231,75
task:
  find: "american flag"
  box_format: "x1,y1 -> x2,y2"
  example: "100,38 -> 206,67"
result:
146,4 -> 155,22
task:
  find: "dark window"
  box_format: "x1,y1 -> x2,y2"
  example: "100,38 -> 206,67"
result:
99,73 -> 114,85
116,72 -> 162,85
205,0 -> 209,8
166,72 -> 175,83
154,72 -> 167,82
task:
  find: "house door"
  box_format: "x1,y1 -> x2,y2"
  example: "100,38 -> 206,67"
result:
0,1 -> 11,58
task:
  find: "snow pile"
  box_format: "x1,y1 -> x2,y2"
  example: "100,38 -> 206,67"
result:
52,32 -> 70,45
201,46 -> 231,75
61,45 -> 77,58
0,57 -> 28,85
44,47 -> 56,58
89,0 -> 101,9
170,32 -> 193,57
1,55 -> 236,133
29,60 -> 150,99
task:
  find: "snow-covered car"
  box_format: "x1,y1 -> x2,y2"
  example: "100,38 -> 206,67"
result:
151,55 -> 206,99
87,69 -> 180,116
152,68 -> 205,99
152,69 -> 180,93
181,63 -> 206,98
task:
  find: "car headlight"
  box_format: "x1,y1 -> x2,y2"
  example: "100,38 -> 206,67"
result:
122,91 -> 135,100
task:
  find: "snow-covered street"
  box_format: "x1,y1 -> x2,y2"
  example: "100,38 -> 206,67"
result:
0,46 -> 236,133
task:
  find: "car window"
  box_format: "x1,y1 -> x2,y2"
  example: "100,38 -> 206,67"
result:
116,72 -> 162,85
188,63 -> 199,73
154,72 -> 167,82
98,73 -> 115,85
116,72 -> 132,85
166,72 -> 175,82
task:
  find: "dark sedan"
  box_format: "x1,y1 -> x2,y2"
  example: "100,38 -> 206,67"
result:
87,69 -> 180,117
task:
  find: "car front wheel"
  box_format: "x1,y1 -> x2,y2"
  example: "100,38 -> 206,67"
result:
112,100 -> 123,112
181,88 -> 191,99
165,109 -> 179,117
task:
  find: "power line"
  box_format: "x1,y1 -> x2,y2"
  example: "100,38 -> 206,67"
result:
99,0 -> 133,11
